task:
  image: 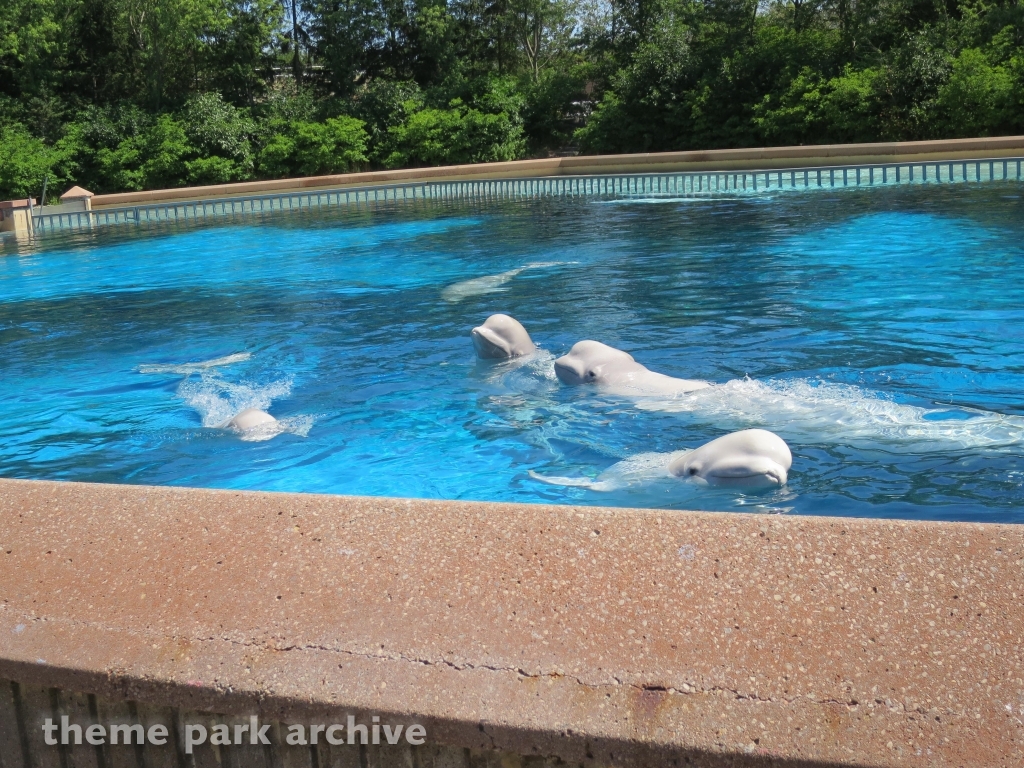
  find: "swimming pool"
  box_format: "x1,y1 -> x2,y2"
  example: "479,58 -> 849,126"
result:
2,180 -> 1023,522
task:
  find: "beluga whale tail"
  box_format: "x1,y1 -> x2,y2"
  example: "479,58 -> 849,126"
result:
530,429 -> 792,492
553,340 -> 710,397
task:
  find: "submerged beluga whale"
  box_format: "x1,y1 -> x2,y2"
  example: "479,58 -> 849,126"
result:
554,340 -> 710,396
531,429 -> 793,491
442,262 -> 573,303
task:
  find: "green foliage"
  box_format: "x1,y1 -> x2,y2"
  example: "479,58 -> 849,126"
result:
180,93 -> 258,181
259,116 -> 369,176
384,98 -> 525,167
2,0 -> 1024,197
934,48 -> 1021,137
347,79 -> 425,164
0,123 -> 73,199
753,66 -> 881,145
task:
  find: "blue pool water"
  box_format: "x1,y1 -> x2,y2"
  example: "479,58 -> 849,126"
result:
2,182 -> 1023,522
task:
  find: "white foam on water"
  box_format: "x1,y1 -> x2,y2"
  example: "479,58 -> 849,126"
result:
176,372 -> 310,440
138,352 -> 251,375
595,196 -> 769,205
636,377 -> 1024,451
486,350 -> 559,387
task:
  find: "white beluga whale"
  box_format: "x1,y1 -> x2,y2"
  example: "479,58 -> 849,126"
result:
472,314 -> 538,359
530,429 -> 792,492
442,262 -> 573,303
139,353 -> 313,442
218,408 -> 277,432
137,352 -> 252,375
666,429 -> 791,488
554,340 -> 710,396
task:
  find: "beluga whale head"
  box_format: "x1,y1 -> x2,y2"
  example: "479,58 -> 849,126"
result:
669,429 -> 792,489
218,408 -> 277,432
472,314 -> 537,359
553,340 -> 637,385
554,340 -> 710,395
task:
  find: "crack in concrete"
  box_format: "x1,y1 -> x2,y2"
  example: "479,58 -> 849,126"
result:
0,609 -> 904,714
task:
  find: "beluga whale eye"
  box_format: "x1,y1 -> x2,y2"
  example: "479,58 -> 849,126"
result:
688,467 -> 697,475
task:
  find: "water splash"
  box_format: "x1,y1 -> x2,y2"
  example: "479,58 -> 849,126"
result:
530,450 -> 689,491
636,377 -> 1024,450
176,372 -> 311,441
221,414 -> 314,442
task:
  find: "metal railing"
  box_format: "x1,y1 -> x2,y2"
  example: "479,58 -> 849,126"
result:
30,156 -> 1024,234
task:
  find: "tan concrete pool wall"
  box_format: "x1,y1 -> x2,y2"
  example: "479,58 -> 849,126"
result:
0,478 -> 1021,767
89,135 -> 1024,208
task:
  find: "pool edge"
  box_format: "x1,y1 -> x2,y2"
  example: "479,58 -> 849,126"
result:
0,476 -> 1020,767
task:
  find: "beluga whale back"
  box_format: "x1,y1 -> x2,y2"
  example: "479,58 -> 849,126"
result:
218,408 -> 277,432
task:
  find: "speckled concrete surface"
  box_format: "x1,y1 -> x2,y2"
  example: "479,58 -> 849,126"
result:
0,478 -> 1021,767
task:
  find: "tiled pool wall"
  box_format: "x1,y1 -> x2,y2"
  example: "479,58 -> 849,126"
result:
28,154 -> 1024,235
22,134 -> 1024,234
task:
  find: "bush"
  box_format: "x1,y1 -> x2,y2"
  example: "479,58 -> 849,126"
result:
258,116 -> 369,177
934,48 -> 1019,137
347,79 -> 424,165
0,123 -> 74,199
753,66 -> 880,146
180,92 -> 257,182
384,99 -> 525,168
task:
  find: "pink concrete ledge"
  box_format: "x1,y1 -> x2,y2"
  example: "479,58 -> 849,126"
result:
88,136 -> 1024,209
0,478 -> 1021,766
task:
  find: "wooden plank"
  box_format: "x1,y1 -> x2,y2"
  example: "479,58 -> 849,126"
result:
217,713 -> 272,768
372,741 -> 415,768
177,711 -> 219,768
314,739 -> 362,768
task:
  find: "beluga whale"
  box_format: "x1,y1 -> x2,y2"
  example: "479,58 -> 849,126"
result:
218,408 -> 277,433
442,262 -> 574,303
531,429 -> 793,491
472,314 -> 538,359
554,340 -> 710,397
666,429 -> 792,488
